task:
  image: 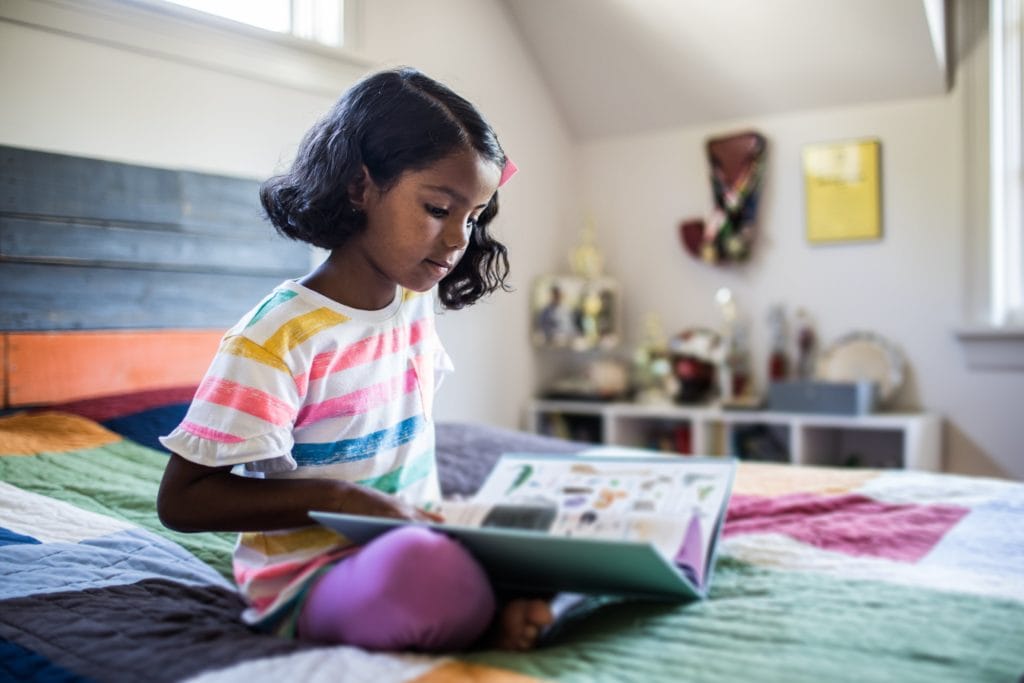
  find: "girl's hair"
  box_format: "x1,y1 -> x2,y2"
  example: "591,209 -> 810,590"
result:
260,67 -> 510,309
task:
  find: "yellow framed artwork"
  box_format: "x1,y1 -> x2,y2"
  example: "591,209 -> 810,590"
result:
803,139 -> 882,243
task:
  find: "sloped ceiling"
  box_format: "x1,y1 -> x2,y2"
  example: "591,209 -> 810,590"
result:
501,0 -> 950,140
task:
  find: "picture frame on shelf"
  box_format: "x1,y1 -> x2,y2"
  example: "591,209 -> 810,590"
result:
531,274 -> 620,351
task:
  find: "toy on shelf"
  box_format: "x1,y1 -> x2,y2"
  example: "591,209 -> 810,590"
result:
766,304 -> 790,381
632,313 -> 678,404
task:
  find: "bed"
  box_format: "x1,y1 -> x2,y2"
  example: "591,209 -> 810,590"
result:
2,146 -> 1023,682
2,393 -> 1024,683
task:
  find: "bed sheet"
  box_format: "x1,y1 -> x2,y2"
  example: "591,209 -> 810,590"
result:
1,401 -> 1022,683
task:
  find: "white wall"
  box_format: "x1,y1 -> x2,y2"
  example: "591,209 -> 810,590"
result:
0,0 -> 575,433
576,39 -> 1023,480
0,16 -> 347,178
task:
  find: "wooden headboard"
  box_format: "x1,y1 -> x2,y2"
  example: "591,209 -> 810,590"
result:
0,145 -> 310,407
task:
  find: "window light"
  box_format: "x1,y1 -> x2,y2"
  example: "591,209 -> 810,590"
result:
159,0 -> 345,47
991,0 -> 1024,326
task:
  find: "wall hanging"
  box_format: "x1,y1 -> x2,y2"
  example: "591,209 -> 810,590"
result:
680,130 -> 767,265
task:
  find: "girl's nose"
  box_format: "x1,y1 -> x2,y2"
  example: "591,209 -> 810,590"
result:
444,219 -> 471,250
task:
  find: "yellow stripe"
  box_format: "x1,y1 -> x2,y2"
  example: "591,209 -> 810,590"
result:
402,288 -> 419,302
221,336 -> 291,374
0,412 -> 121,455
239,526 -> 345,556
411,662 -> 544,683
263,308 -> 349,358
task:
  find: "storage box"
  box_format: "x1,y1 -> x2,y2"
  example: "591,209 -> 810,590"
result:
767,380 -> 877,415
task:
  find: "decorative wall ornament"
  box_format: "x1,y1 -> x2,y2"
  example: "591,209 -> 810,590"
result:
680,131 -> 767,265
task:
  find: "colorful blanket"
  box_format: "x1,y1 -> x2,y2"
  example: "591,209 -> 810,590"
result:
1,404 -> 1022,683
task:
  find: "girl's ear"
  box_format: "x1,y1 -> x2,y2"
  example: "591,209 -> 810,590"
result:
347,166 -> 372,209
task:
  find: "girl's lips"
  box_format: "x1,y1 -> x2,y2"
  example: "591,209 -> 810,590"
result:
427,257 -> 453,269
424,259 -> 452,276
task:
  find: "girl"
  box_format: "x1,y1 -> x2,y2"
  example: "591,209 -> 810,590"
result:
157,67 -> 552,652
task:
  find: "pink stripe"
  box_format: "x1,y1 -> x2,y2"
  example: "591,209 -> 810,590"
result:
724,492 -> 969,563
236,547 -> 357,611
181,420 -> 245,444
196,377 -> 295,426
235,556 -> 316,585
248,594 -> 278,612
308,317 -> 431,382
293,372 -> 309,400
295,367 -> 418,427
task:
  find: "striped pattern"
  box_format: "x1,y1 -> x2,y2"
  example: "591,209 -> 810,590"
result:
159,281 -> 449,631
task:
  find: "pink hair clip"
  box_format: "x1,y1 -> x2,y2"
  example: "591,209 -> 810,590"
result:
498,157 -> 518,188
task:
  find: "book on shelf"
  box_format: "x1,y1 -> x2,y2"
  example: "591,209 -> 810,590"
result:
311,451 -> 736,601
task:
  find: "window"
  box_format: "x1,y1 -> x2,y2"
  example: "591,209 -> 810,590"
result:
159,0 -> 346,47
991,0 -> 1024,326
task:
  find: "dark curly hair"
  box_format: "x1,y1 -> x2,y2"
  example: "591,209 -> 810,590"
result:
260,67 -> 510,309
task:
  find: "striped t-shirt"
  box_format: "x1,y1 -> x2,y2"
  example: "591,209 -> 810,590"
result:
160,280 -> 450,633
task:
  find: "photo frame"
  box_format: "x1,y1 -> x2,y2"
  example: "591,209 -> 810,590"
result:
803,139 -> 882,243
531,275 -> 620,351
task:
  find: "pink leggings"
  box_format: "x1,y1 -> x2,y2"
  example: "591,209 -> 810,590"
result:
296,526 -> 496,651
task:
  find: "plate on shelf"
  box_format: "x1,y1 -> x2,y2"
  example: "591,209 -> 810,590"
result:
815,331 -> 906,405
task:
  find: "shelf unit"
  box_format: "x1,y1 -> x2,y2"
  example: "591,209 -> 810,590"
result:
526,399 -> 942,471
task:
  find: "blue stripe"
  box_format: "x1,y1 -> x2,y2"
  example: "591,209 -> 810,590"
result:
292,416 -> 426,467
101,404 -> 190,453
0,637 -> 94,682
0,526 -> 40,546
245,289 -> 297,328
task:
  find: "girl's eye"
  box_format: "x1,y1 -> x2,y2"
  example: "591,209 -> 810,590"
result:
425,204 -> 448,218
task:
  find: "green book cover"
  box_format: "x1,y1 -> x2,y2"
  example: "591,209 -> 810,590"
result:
311,452 -> 736,601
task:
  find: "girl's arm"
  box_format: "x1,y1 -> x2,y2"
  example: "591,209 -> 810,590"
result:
157,453 -> 439,533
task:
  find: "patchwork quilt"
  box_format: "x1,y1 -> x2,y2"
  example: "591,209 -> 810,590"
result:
1,397 -> 1022,682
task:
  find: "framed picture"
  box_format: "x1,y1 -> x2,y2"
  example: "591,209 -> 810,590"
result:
531,275 -> 620,351
803,139 -> 882,243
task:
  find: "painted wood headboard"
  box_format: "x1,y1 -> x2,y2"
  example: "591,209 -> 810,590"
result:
0,145 -> 310,407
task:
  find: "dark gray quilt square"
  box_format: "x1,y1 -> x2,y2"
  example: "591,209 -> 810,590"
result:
0,579 -> 315,683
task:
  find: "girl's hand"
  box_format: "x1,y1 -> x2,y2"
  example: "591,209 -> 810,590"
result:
340,482 -> 443,522
491,598 -> 554,651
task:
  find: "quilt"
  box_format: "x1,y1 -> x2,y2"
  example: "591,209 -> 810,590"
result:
1,393 -> 1022,683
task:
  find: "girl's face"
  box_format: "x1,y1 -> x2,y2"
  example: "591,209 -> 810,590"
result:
342,148 -> 501,309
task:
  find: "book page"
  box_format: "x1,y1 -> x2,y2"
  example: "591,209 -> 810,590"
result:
450,455 -> 732,563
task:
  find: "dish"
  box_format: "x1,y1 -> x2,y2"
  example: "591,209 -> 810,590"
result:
815,331 -> 906,405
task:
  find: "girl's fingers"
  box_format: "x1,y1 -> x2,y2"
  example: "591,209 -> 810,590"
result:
527,599 -> 554,626
497,598 -> 553,650
417,508 -> 444,522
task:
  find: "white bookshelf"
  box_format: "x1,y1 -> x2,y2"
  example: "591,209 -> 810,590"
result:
525,399 -> 942,471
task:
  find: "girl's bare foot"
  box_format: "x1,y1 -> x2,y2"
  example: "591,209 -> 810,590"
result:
492,598 -> 554,651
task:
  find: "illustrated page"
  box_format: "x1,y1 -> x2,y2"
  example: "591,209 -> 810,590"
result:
429,455 -> 733,562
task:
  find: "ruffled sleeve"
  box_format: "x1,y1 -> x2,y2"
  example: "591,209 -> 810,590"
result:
159,333 -> 301,470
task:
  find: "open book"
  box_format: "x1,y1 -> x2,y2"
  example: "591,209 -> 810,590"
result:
311,452 -> 736,601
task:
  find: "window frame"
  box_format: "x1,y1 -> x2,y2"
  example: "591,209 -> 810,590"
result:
957,0 -> 1024,370
0,0 -> 371,97
990,0 -> 1023,327
153,0 -> 353,51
